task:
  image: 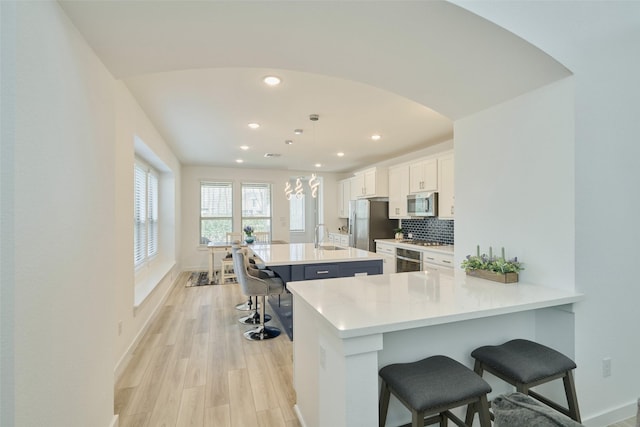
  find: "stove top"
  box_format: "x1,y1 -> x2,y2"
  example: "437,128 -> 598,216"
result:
402,240 -> 444,247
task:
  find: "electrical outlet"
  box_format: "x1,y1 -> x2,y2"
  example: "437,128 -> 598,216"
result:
602,357 -> 612,377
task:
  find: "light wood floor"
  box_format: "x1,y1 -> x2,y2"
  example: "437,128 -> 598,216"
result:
610,417 -> 637,427
115,273 -> 301,427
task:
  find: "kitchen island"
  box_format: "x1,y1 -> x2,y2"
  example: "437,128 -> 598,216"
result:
250,242 -> 383,282
249,243 -> 384,338
287,269 -> 584,427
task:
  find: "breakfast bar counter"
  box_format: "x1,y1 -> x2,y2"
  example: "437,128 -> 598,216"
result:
287,269 -> 584,427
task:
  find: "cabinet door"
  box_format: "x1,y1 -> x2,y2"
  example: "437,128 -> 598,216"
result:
409,162 -> 424,193
422,159 -> 438,192
363,169 -> 376,196
437,153 -> 454,219
409,159 -> 437,193
388,165 -> 409,218
351,173 -> 365,198
338,179 -> 351,218
380,254 -> 396,274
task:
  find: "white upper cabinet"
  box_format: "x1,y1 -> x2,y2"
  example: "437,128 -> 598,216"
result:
409,158 -> 438,193
437,152 -> 455,219
352,167 -> 388,198
388,164 -> 410,219
338,178 -> 351,218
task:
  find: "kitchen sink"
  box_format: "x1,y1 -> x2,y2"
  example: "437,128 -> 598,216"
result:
319,245 -> 346,251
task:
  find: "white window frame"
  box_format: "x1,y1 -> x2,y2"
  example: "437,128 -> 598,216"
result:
134,160 -> 159,268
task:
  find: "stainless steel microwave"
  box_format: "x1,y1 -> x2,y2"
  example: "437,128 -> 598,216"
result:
407,192 -> 438,217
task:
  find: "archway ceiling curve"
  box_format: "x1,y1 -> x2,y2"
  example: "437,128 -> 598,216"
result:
60,0 -> 571,171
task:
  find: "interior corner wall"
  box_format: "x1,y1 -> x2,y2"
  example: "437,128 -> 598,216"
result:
454,78 -> 575,290
13,2 -> 116,426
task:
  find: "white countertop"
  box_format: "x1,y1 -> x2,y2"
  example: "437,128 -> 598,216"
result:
287,269 -> 584,338
375,239 -> 454,255
250,242 -> 383,266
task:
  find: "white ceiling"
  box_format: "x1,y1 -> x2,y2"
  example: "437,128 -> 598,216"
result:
59,1 -> 570,173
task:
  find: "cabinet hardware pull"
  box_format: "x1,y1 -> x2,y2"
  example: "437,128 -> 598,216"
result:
317,270 -> 329,274
426,257 -> 435,260
442,260 -> 451,264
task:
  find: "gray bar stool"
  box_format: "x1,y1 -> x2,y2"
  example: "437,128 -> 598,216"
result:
379,355 -> 492,427
232,248 -> 285,341
465,339 -> 581,423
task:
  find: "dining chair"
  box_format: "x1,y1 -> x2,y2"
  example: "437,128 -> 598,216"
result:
253,231 -> 270,243
226,232 -> 243,244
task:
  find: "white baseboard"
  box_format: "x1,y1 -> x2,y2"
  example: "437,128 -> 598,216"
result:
108,414 -> 118,427
583,399 -> 638,427
293,405 -> 307,427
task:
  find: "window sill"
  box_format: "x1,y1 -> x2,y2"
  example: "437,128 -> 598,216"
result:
134,259 -> 176,308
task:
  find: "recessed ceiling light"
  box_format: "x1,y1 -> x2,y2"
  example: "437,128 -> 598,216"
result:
285,140 -> 293,145
263,75 -> 281,86
337,152 -> 345,157
294,129 -> 303,135
240,145 -> 249,150
371,134 -> 381,141
248,123 -> 260,129
236,159 -> 244,163
315,163 -> 322,168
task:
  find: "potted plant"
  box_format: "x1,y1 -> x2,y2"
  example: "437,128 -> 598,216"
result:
393,227 -> 404,240
243,225 -> 255,244
461,246 -> 523,283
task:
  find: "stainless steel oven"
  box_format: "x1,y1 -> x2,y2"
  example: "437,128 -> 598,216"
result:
396,247 -> 422,273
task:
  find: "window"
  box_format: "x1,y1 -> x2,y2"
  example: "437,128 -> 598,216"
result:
289,195 -> 305,232
200,181 -> 232,244
134,162 -> 159,267
241,182 -> 272,233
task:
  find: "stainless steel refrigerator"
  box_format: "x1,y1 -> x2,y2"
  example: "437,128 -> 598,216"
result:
348,199 -> 396,251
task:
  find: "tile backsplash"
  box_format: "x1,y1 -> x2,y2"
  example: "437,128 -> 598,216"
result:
400,218 -> 454,244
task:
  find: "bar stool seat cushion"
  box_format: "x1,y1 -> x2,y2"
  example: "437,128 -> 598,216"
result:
471,339 -> 576,384
379,355 -> 491,413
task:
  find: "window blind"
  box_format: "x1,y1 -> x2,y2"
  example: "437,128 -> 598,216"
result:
147,172 -> 158,257
241,182 -> 272,234
200,181 -> 233,244
134,162 -> 159,267
134,165 -> 147,266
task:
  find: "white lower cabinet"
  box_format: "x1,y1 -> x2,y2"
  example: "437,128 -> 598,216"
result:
376,243 -> 396,274
329,233 -> 350,247
421,250 -> 454,270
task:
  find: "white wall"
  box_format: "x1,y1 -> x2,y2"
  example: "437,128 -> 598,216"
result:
113,82 -> 181,375
454,1 -> 640,424
455,78 -> 575,289
2,3 -> 184,426
180,166 -> 340,270
10,2 -> 116,426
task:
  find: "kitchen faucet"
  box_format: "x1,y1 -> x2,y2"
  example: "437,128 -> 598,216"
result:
314,223 -> 325,249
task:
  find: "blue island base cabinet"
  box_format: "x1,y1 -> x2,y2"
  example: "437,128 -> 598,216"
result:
270,259 -> 383,284
266,259 -> 383,341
